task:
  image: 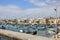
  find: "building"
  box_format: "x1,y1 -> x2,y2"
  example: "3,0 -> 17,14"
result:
0,19 -> 6,24
15,18 -> 24,24
48,18 -> 56,24
46,18 -> 60,26
38,18 -> 46,24
7,19 -> 16,24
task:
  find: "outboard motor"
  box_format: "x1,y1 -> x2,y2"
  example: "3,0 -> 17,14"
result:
2,26 -> 5,29
32,30 -> 37,35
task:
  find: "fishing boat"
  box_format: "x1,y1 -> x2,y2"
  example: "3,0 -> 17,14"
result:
47,28 -> 56,35
47,25 -> 56,35
38,25 -> 46,30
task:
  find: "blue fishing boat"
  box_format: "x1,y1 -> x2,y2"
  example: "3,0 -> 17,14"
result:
38,25 -> 46,30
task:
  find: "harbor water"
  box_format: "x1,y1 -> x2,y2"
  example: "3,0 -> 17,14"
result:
0,24 -> 53,40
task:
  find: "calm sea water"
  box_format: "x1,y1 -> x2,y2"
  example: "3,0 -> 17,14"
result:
0,24 -> 52,40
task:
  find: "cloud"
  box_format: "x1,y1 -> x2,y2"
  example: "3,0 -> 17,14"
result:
24,0 -> 60,7
0,5 -> 60,19
0,5 -> 22,19
24,0 -> 47,7
0,0 -> 60,19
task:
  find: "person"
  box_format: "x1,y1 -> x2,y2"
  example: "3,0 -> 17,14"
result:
54,28 -> 60,38
32,24 -> 37,35
57,28 -> 60,38
32,24 -> 37,30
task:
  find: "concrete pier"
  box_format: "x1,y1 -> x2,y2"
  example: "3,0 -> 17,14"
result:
0,29 -> 60,40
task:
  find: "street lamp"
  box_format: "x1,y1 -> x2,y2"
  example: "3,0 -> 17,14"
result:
54,6 -> 57,26
54,6 -> 57,18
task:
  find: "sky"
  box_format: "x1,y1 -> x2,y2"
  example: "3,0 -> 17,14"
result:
0,0 -> 60,19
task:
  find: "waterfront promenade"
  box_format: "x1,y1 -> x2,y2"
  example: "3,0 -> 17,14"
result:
0,29 -> 60,40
